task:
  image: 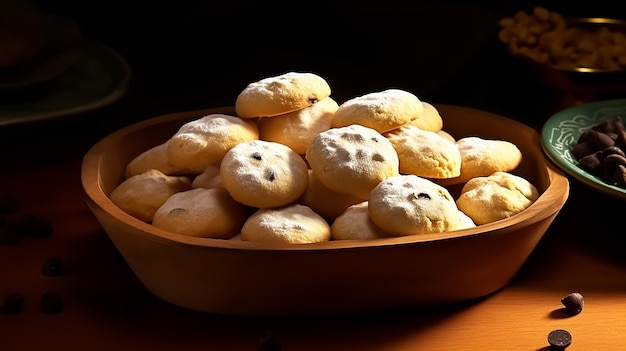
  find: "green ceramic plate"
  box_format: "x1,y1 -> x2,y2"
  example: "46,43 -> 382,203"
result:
541,98 -> 626,200
0,41 -> 130,127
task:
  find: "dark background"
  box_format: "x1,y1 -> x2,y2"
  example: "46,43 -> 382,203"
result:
2,1 -> 625,143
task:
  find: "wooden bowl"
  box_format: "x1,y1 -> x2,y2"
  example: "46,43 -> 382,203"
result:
81,105 -> 569,316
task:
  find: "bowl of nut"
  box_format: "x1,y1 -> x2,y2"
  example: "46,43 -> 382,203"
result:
498,7 -> 626,101
81,71 -> 569,316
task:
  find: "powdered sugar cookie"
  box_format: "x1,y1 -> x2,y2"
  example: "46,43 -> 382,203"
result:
456,210 -> 477,230
384,125 -> 461,179
235,71 -> 332,118
241,204 -> 331,244
152,187 -> 248,238
126,140 -> 206,178
437,129 -> 456,143
220,139 -> 309,208
191,163 -> 223,189
167,114 -> 259,171
437,136 -> 523,185
330,201 -> 392,240
297,169 -> 363,220
456,171 -> 539,225
258,96 -> 338,154
331,88 -> 423,133
407,101 -> 444,132
305,124 -> 400,199
368,174 -> 461,236
110,169 -> 193,223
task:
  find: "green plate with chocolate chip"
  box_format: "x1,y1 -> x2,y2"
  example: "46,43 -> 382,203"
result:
541,98 -> 626,201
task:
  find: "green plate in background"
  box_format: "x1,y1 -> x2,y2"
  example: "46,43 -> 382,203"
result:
541,98 -> 626,201
0,41 -> 130,127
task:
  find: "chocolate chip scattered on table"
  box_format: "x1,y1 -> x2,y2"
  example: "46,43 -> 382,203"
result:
2,292 -> 25,314
0,194 -> 54,245
561,292 -> 584,315
42,256 -> 64,277
547,329 -> 572,349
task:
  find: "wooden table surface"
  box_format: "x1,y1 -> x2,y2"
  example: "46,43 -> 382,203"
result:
2,16 -> 626,347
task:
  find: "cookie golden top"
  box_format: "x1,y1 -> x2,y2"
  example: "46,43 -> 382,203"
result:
235,72 -> 331,118
331,89 -> 423,133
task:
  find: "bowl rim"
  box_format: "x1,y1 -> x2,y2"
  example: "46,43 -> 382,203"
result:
81,106 -> 570,252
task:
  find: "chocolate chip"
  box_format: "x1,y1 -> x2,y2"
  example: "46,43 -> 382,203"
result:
592,119 -> 614,134
578,152 -> 602,174
42,256 -> 64,277
573,117 -> 626,189
603,154 -> 626,181
258,330 -> 281,351
601,145 -> 626,159
615,130 -> 626,150
547,329 -> 572,349
610,165 -> 626,187
593,116 -> 625,134
587,130 -> 615,150
561,292 -> 584,315
40,292 -> 64,314
571,142 -> 596,160
15,214 -> 53,238
578,129 -> 615,151
265,168 -> 277,181
2,292 -> 25,314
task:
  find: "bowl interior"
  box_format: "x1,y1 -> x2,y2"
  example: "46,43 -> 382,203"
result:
83,104 -> 566,249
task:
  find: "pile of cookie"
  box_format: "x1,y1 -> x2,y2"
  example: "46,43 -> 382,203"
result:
110,72 -> 539,244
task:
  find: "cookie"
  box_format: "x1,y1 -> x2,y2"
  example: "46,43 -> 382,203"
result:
125,140 -> 206,178
240,204 -> 331,244
167,114 -> 259,171
152,187 -> 248,238
110,169 -> 193,223
437,129 -> 456,143
330,201 -> 392,240
191,163 -> 223,189
368,174 -> 461,235
220,139 -> 309,208
407,101 -> 444,132
331,88 -> 423,133
437,136 -> 523,185
235,71 -> 332,118
384,125 -> 461,179
305,124 -> 400,199
455,171 -> 539,225
258,96 -> 338,154
297,169 -> 363,220
456,210 -> 477,230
